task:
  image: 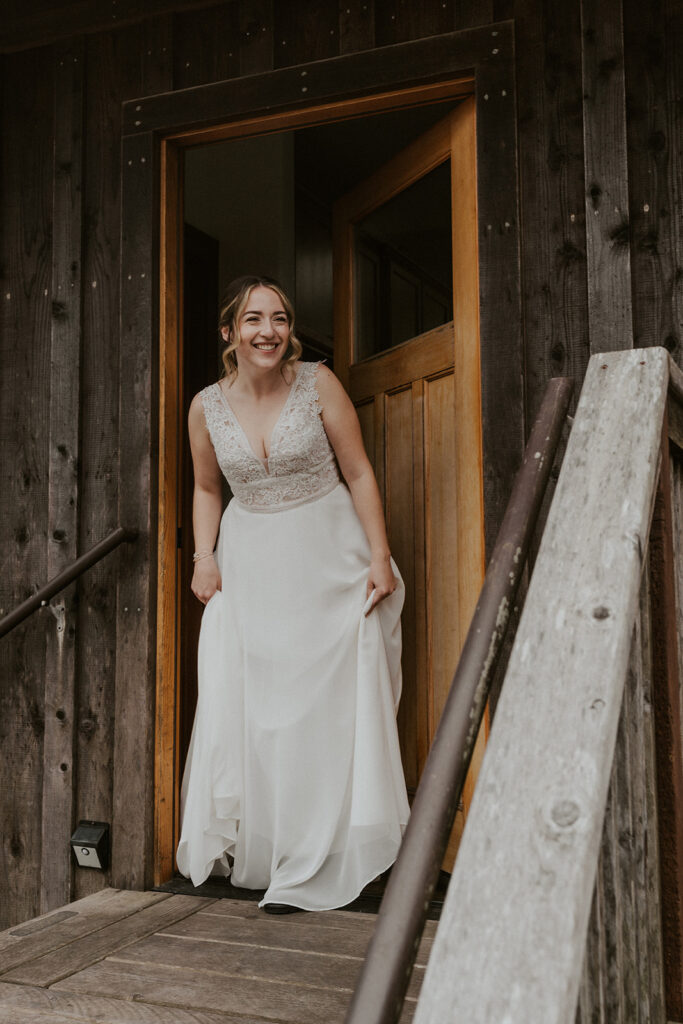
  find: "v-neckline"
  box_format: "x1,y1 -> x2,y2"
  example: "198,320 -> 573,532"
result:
215,366 -> 303,475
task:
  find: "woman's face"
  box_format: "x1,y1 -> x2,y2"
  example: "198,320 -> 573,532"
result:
222,286 -> 290,370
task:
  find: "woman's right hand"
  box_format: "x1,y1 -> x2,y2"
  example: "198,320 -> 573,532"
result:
191,558 -> 222,605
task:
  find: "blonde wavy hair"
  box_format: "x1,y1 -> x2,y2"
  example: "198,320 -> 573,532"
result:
218,275 -> 302,383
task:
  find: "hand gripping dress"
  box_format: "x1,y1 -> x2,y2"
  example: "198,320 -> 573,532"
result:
176,361 -> 410,911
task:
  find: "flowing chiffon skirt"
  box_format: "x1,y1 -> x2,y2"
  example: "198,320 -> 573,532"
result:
176,482 -> 410,911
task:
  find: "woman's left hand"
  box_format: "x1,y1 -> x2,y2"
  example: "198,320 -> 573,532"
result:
365,554 -> 398,615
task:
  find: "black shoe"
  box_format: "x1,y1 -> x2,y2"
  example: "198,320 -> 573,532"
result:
262,902 -> 302,915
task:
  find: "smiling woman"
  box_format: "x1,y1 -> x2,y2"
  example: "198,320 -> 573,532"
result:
176,275 -> 410,913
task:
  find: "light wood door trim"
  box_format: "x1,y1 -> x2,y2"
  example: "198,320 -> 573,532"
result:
166,78 -> 473,147
349,322 -> 455,403
451,96 -> 485,662
155,138 -> 183,886
333,109 -> 455,389
155,82 -> 476,886
332,97 -> 486,842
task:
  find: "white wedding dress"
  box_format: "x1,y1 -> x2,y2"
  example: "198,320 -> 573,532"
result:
176,361 -> 410,911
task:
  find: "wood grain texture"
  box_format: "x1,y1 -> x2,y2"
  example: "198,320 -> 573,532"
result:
414,349 -> 670,1024
515,0 -> 589,426
239,0 -> 274,76
348,323 -> 455,403
53,958 -> 355,1023
374,0 -> 455,46
0,46 -> 54,930
274,0 -> 339,68
121,28 -> 497,136
386,388 -> 419,790
649,418 -> 683,1020
0,981 -> 260,1023
108,931 -> 426,999
671,452 -> 683,761
172,3 -> 239,89
577,572 -> 667,1024
41,37 -> 84,916
339,0 -> 375,55
155,139 -> 182,888
114,131 -> 158,892
473,33 -> 525,555
580,0 -> 633,354
450,97 -> 485,648
624,0 -> 683,365
75,24 -> 152,905
3,895 -> 207,986
0,889 -> 168,974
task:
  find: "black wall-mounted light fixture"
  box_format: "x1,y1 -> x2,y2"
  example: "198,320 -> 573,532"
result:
70,820 -> 110,870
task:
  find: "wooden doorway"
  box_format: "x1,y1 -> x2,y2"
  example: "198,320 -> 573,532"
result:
333,99 -> 485,861
154,81 -> 491,886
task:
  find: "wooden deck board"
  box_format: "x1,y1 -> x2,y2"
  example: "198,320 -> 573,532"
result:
105,931 -> 426,998
53,959 -> 361,1023
0,982 -> 265,1023
2,895 -> 211,986
163,907 -> 435,964
0,889 -> 430,1023
0,889 -> 169,972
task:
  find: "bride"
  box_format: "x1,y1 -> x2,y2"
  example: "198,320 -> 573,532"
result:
176,275 -> 410,913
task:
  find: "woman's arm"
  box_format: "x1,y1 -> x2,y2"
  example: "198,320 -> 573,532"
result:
188,393 -> 224,604
316,364 -> 397,614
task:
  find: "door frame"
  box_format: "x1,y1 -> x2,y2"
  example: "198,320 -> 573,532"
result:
118,24 -> 523,887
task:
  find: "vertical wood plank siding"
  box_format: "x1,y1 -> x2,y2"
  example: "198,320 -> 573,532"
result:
624,0 -> 683,362
73,25 -> 148,906
580,0 -> 633,355
41,38 -> 84,915
0,0 -> 682,954
0,47 -> 55,928
514,0 -> 590,427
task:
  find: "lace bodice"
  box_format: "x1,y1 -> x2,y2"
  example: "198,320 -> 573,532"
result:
200,362 -> 341,513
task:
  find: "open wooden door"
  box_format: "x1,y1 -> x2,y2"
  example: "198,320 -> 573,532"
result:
332,98 -> 485,864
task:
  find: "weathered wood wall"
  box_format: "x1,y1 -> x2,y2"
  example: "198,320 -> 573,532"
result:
0,0 -> 681,931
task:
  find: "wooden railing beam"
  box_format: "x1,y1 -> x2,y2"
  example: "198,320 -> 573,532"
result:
414,348 -> 671,1024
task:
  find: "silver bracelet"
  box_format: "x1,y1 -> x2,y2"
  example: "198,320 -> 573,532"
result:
192,550 -> 214,562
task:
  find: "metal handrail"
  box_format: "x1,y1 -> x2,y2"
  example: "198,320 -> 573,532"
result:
345,377 -> 574,1024
0,526 -> 138,639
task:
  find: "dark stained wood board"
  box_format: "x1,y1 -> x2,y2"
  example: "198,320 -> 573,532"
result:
239,0 -> 274,77
0,0 -> 229,53
274,0 -> 339,69
472,35 -> 525,556
121,26 -> 511,135
580,0 -> 633,354
73,21 -> 172,907
113,129 -> 160,893
649,433 -> 683,1022
624,0 -> 683,367
514,0 -> 589,426
373,0 -> 456,46
41,36 -> 85,917
0,45 -> 55,930
172,3 -> 240,90
339,0 -> 376,55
